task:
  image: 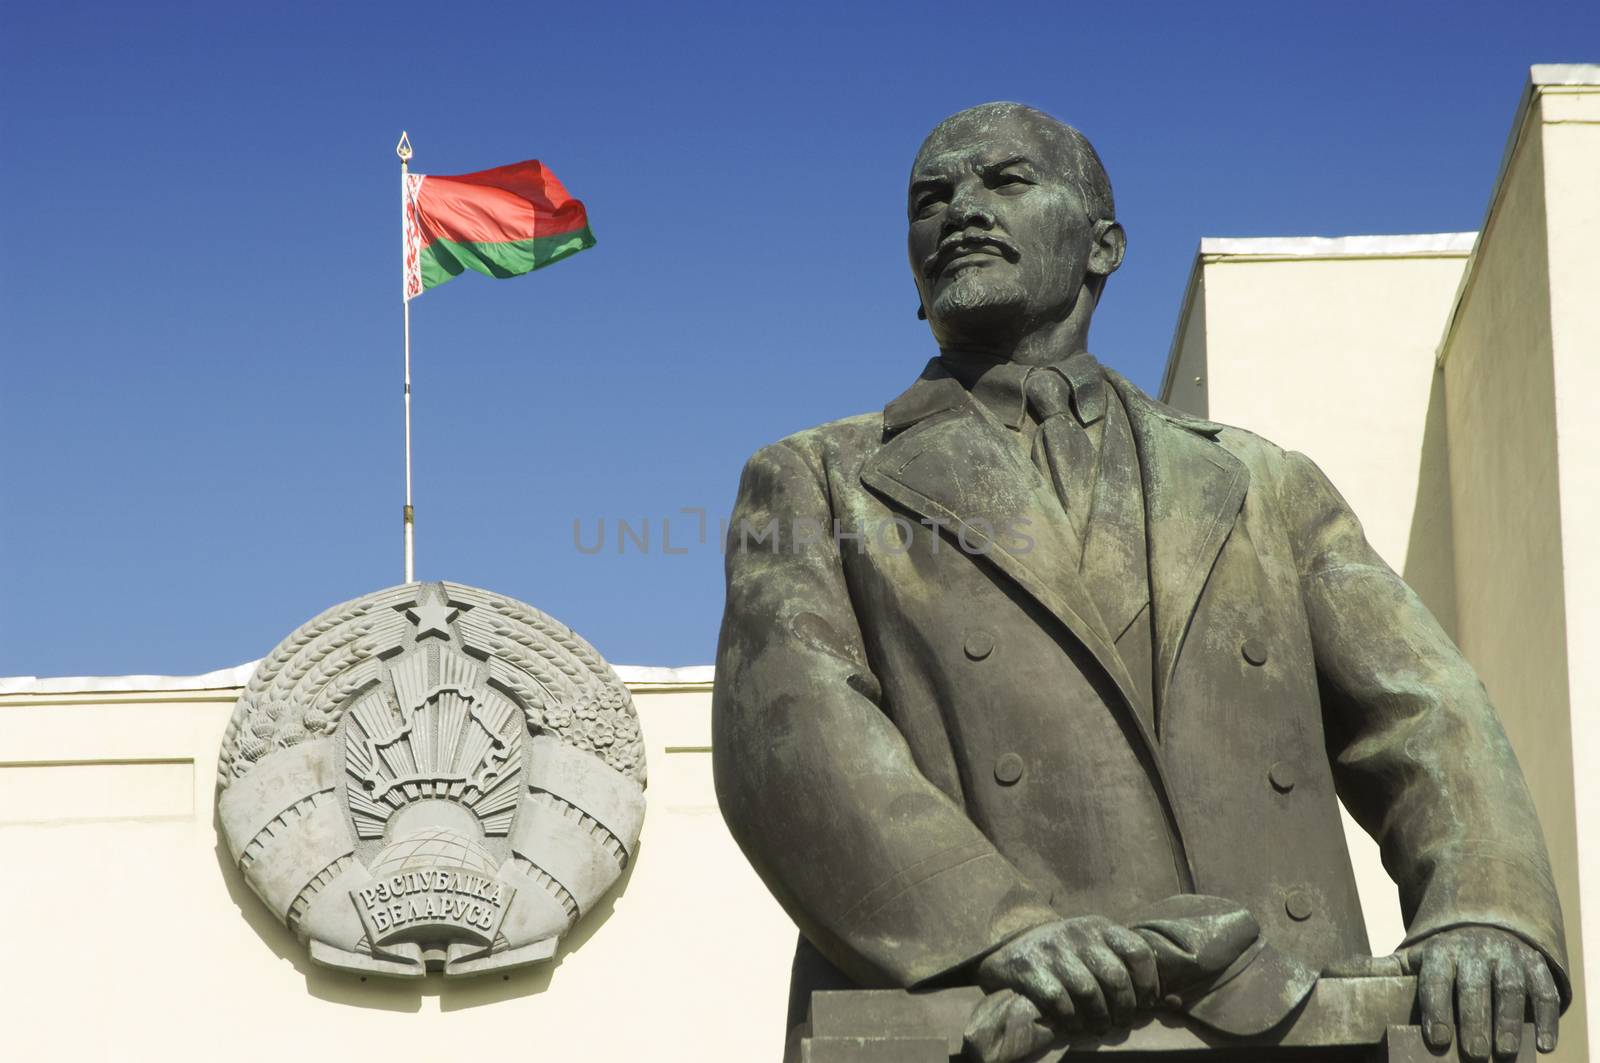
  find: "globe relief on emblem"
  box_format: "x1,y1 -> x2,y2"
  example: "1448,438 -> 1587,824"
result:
216,582 -> 646,977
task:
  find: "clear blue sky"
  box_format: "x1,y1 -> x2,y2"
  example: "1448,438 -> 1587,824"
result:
2,1 -> 1594,677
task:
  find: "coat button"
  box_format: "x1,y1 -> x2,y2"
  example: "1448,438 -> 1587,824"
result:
964,629 -> 995,661
1269,761 -> 1296,793
994,753 -> 1024,785
1242,638 -> 1268,666
1285,890 -> 1314,921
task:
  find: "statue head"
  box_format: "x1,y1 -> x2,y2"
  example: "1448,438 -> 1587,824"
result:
908,102 -> 1125,355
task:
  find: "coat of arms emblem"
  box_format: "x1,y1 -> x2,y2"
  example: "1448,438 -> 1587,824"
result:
216,581 -> 645,977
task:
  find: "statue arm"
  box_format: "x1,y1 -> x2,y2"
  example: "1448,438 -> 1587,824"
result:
1277,449 -> 1569,999
712,439 -> 1059,987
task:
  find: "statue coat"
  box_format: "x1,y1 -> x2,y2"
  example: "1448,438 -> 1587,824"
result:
711,361 -> 1568,1022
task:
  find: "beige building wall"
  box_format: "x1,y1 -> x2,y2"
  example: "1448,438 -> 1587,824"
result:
1543,69 -> 1600,1062
0,667 -> 797,1062
1435,66 -> 1600,1061
1162,63 -> 1600,1063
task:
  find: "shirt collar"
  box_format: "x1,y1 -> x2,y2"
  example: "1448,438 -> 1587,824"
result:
938,349 -> 1107,429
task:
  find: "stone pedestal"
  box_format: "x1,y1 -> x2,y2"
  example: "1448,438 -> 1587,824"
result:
789,977 -> 1534,1062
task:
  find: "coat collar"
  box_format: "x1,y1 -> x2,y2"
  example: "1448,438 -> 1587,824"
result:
879,355 -> 1227,439
883,356 -> 1130,435
1102,368 -> 1228,438
935,350 -> 1109,430
883,358 -> 965,432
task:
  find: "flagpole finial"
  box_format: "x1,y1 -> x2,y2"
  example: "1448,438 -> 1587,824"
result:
396,131 -> 413,163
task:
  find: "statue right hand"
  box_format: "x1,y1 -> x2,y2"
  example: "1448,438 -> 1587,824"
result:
976,915 -> 1160,1034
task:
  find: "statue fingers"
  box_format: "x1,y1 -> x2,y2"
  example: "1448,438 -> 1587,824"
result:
1529,955 -> 1560,1053
1491,957 -> 1526,1060
963,991 -> 1013,1062
1023,970 -> 1078,1031
1417,947 -> 1456,1051
1102,925 -> 1160,1011
1456,955 -> 1493,1063
1053,951 -> 1112,1033
989,946 -> 1077,1032
977,933 -> 1040,994
1081,942 -> 1138,1028
963,990 -> 1055,1063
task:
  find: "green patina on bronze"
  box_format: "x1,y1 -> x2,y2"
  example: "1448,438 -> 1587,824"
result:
711,102 -> 1567,1063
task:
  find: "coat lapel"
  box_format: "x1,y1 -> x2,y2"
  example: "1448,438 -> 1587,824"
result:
865,361 -> 1196,890
863,363 -> 1143,753
1109,373 -> 1250,713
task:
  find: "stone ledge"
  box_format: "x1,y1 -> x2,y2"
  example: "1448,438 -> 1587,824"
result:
792,978 -> 1534,1062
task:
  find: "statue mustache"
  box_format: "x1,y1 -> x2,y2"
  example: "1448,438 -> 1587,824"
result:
924,235 -> 1019,278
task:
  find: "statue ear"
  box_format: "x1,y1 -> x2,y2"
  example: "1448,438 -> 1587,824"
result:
1089,220 -> 1126,278
916,303 -> 927,320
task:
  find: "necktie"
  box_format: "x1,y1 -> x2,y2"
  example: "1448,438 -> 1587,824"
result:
1026,366 -> 1097,547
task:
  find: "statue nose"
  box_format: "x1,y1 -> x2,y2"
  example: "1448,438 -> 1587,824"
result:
945,185 -> 995,232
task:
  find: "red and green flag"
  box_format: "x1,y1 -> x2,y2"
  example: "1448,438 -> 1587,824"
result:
403,158 -> 594,300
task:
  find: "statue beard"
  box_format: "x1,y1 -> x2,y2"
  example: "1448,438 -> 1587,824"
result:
929,272 -> 1029,345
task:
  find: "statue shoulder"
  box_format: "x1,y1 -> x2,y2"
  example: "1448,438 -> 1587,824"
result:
740,411 -> 883,473
775,410 -> 884,452
1210,423 -> 1295,474
732,411 -> 883,499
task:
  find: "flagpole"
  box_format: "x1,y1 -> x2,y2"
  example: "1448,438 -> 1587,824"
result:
397,131 -> 416,584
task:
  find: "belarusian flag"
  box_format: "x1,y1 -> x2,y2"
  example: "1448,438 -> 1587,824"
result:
403,159 -> 594,300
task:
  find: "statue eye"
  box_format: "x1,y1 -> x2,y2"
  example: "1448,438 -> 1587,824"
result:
992,172 -> 1033,194
911,193 -> 947,220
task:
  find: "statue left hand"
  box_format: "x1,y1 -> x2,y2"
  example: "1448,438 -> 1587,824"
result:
1405,926 -> 1560,1060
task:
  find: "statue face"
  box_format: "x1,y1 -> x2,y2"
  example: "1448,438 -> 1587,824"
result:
908,108 -> 1102,350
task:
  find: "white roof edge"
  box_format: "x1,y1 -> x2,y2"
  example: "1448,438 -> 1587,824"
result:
0,661 -> 263,695
0,662 -> 715,696
1199,233 -> 1477,258
612,664 -> 715,685
1530,63 -> 1600,86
